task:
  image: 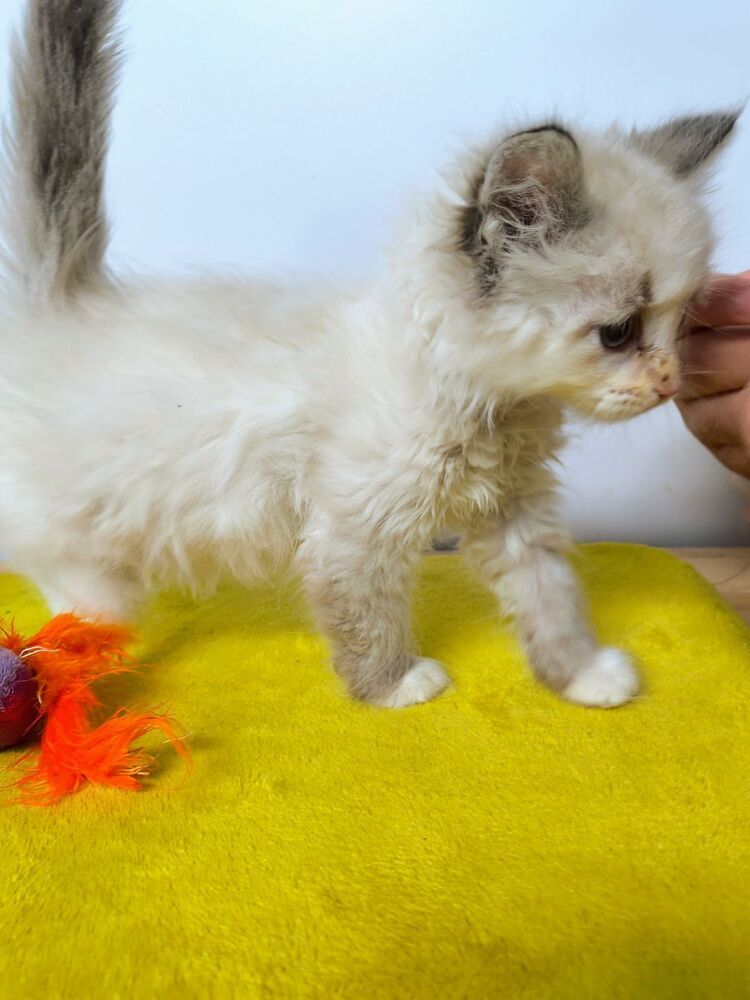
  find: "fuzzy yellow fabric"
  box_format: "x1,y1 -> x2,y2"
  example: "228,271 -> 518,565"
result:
1,543 -> 749,998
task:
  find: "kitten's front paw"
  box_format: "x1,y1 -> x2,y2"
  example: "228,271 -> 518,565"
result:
562,647 -> 639,708
372,658 -> 451,709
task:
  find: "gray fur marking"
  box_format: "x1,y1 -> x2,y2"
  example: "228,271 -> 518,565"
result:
8,0 -> 122,299
632,111 -> 740,178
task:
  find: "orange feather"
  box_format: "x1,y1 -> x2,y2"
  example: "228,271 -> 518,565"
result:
2,615 -> 189,805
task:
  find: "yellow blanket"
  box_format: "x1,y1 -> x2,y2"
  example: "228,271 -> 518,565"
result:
1,544 -> 749,998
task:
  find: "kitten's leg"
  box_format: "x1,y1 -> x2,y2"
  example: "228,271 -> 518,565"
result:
464,503 -> 639,707
300,532 -> 450,708
24,561 -> 142,621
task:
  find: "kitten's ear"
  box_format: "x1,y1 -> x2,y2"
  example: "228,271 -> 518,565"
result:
631,111 -> 740,178
477,125 -> 587,250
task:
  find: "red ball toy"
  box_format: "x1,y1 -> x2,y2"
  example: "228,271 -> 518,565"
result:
0,646 -> 41,749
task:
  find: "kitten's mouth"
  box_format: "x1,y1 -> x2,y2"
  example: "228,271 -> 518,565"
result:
584,391 -> 672,422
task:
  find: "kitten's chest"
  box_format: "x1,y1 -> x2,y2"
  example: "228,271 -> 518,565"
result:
441,401 -> 563,524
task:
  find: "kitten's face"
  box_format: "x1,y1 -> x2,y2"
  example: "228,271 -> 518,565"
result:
456,114 -> 738,421
560,295 -> 687,423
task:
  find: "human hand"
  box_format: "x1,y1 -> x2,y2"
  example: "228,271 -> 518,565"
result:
678,271 -> 750,477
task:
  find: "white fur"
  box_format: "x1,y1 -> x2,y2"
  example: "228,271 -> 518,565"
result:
371,659 -> 451,709
0,117 -> 724,706
562,648 -> 640,708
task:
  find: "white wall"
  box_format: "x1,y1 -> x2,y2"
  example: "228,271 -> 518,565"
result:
0,0 -> 748,544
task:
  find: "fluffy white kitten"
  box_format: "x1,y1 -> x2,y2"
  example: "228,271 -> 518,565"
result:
0,0 -> 738,708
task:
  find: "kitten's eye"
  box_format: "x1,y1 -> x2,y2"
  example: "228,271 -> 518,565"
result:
598,315 -> 640,350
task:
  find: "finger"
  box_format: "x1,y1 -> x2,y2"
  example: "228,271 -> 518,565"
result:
683,270 -> 750,333
679,328 -> 750,399
677,386 -> 750,448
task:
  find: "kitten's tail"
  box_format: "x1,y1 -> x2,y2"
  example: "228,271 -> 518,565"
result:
0,0 -> 122,304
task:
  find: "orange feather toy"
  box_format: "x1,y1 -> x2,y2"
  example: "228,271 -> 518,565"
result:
0,614 -> 188,805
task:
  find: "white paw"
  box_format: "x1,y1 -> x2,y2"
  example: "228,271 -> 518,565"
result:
562,647 -> 639,708
373,658 -> 451,709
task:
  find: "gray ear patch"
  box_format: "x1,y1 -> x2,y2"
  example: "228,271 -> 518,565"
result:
459,123 -> 589,292
632,110 -> 740,177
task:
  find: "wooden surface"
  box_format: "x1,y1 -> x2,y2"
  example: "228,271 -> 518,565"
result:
670,547 -> 750,623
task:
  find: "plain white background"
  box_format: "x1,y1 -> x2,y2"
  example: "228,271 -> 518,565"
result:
0,0 -> 748,544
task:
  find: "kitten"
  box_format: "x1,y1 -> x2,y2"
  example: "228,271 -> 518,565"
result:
0,0 -> 738,709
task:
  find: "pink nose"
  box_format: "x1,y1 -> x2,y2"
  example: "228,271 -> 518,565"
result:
656,382 -> 678,399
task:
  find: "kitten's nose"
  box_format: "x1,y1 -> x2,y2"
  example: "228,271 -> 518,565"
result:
655,381 -> 678,399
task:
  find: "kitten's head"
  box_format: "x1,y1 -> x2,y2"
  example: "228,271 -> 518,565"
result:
454,112 -> 739,420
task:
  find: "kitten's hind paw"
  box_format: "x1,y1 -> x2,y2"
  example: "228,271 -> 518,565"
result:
562,647 -> 640,708
372,658 -> 451,709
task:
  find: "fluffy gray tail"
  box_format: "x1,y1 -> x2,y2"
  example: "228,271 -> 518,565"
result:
1,0 -> 122,302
